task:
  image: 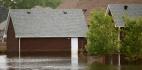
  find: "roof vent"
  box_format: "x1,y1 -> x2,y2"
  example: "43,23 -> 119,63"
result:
82,9 -> 87,13
27,11 -> 31,14
124,5 -> 128,10
63,11 -> 67,14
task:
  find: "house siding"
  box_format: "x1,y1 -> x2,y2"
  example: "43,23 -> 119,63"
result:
21,38 -> 71,52
20,37 -> 86,52
7,18 -> 19,56
7,37 -> 86,57
20,38 -> 71,56
6,18 -> 86,56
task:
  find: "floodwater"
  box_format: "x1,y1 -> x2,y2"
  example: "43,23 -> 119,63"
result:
0,55 -> 142,70
0,55 -> 87,70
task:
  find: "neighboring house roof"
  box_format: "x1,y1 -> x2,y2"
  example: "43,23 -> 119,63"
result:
0,19 -> 8,30
58,0 -> 142,24
108,4 -> 142,27
0,7 -> 8,40
58,0 -> 142,15
0,7 -> 9,30
9,8 -> 88,38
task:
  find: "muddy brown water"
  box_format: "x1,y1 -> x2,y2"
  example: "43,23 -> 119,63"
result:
0,54 -> 87,70
0,54 -> 142,70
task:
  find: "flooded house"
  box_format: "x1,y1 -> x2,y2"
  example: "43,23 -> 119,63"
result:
102,4 -> 142,64
107,4 -> 142,27
107,4 -> 142,40
7,8 -> 88,56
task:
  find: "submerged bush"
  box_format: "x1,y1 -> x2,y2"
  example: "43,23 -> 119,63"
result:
86,10 -> 118,55
121,17 -> 142,62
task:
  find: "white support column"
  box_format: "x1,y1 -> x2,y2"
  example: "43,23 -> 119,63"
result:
71,37 -> 78,70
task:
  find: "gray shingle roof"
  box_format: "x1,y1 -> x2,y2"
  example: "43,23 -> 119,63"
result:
0,7 -> 9,30
9,9 -> 88,38
0,20 -> 7,30
108,4 -> 142,27
0,7 -> 8,40
0,7 -> 8,23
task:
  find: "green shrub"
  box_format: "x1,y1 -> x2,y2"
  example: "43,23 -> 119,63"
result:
86,10 -> 118,55
121,17 -> 142,62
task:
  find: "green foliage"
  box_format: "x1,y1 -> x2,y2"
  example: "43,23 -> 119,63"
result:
121,17 -> 142,61
0,0 -> 62,9
86,10 -> 142,63
86,10 -> 118,55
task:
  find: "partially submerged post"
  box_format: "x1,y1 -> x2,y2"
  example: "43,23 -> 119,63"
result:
71,38 -> 78,69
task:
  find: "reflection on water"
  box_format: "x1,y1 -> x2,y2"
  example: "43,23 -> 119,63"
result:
88,63 -> 142,70
0,55 -> 142,70
0,55 -> 86,70
0,55 -> 8,70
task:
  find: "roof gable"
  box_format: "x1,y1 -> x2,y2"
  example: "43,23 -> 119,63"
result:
9,9 -> 88,38
108,4 -> 142,27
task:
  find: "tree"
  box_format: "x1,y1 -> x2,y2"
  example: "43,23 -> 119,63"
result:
121,17 -> 142,62
86,10 -> 118,56
0,0 -> 62,9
